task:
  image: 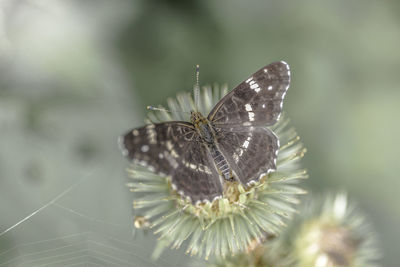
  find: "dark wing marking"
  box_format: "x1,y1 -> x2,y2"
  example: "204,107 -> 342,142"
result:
119,122 -> 222,202
215,127 -> 279,185
208,61 -> 290,127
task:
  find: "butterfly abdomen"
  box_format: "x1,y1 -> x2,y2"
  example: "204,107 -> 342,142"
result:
209,146 -> 232,180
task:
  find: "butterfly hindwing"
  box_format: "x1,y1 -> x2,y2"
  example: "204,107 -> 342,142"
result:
119,122 -> 222,202
215,127 -> 279,185
172,140 -> 223,202
208,61 -> 290,127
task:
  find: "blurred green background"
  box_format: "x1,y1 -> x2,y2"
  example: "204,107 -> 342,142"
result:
0,0 -> 399,266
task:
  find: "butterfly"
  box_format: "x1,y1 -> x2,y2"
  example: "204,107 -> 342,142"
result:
119,61 -> 290,203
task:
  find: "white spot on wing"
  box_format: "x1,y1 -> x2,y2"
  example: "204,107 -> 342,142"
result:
164,151 -> 178,169
233,153 -> 239,163
248,112 -> 255,121
166,140 -> 179,158
242,140 -> 249,148
202,165 -> 212,174
146,124 -> 157,144
166,140 -> 173,150
245,104 -> 252,111
280,61 -> 291,77
141,145 -> 149,152
250,82 -> 261,92
190,163 -> 197,170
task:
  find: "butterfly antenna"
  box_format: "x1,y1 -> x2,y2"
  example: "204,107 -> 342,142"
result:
194,64 -> 200,111
147,106 -> 190,114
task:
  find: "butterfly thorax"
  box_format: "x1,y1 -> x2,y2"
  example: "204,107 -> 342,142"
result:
190,111 -> 215,144
190,111 -> 233,181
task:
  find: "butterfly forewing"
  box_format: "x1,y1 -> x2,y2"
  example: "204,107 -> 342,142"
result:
120,122 -> 222,202
208,61 -> 290,127
215,127 -> 279,185
120,122 -> 194,174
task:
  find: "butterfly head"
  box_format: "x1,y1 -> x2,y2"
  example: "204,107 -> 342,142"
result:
190,111 -> 206,125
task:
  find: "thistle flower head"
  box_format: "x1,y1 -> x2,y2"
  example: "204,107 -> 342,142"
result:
126,84 -> 307,259
281,193 -> 381,267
